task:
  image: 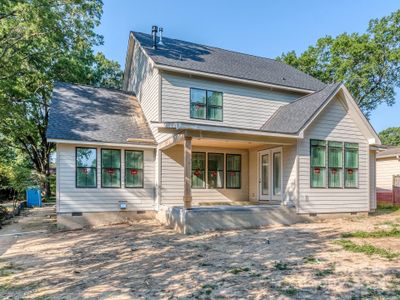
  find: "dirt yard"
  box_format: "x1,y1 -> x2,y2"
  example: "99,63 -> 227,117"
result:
1,207 -> 400,299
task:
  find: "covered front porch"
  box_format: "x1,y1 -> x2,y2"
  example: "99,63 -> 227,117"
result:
155,128 -> 307,233
158,129 -> 299,208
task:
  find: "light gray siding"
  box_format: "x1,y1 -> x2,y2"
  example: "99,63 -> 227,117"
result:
369,150 -> 377,210
297,95 -> 370,213
161,145 -> 249,206
127,43 -> 166,142
161,72 -> 304,130
57,143 -> 155,213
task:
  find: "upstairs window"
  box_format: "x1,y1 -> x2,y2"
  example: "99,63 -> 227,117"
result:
190,88 -> 223,121
125,150 -> 144,188
344,143 -> 359,188
101,149 -> 121,188
76,148 -> 97,188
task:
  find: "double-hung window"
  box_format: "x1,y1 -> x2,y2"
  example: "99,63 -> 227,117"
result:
310,140 -> 326,188
344,143 -> 359,188
208,153 -> 224,188
190,88 -> 223,121
328,142 -> 343,188
226,154 -> 241,189
125,150 -> 144,188
76,147 -> 97,188
192,152 -> 206,188
101,149 -> 121,188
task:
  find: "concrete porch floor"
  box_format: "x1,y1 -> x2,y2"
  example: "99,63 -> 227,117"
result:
156,205 -> 310,234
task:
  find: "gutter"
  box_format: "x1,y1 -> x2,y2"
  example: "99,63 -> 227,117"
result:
47,138 -> 158,149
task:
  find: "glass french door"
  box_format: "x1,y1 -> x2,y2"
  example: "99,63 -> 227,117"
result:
259,148 -> 282,201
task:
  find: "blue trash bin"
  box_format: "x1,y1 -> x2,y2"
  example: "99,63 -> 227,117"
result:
26,188 -> 42,208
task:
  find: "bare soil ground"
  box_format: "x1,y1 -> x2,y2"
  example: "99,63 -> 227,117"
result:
0,207 -> 400,299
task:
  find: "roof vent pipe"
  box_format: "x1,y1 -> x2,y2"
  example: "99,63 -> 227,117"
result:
151,25 -> 158,49
158,27 -> 165,46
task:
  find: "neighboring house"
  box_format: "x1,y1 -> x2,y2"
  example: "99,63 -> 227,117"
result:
376,147 -> 400,206
47,29 -> 381,229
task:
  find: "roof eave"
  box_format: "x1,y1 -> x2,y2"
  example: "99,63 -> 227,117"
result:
47,138 -> 157,149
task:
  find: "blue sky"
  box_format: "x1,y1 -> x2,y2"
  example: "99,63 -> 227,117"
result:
95,0 -> 400,133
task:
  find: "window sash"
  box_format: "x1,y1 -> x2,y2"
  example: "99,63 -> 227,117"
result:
226,154 -> 241,189
125,150 -> 144,188
76,148 -> 97,188
311,167 -> 326,188
101,149 -> 121,188
190,88 -> 223,121
192,152 -> 206,188
345,168 -> 358,188
76,167 -> 97,188
310,139 -> 326,167
208,153 -> 224,188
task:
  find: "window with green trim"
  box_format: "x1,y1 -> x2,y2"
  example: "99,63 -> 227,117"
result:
125,150 -> 144,188
76,148 -> 97,188
310,140 -> 326,188
192,152 -> 206,188
190,88 -> 223,121
101,149 -> 121,188
226,154 -> 241,189
344,143 -> 359,188
208,153 -> 224,188
328,141 -> 343,188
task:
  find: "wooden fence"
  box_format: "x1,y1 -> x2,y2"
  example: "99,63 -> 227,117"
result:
377,175 -> 400,206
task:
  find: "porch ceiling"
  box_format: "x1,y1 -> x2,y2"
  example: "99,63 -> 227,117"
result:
189,138 -> 270,149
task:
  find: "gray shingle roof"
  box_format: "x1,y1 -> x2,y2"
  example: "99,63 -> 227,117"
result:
47,82 -> 155,145
133,32 -> 326,91
377,147 -> 400,158
260,83 -> 342,134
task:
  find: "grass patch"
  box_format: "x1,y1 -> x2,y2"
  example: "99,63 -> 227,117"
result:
303,256 -> 321,264
279,283 -> 298,296
227,266 -> 250,274
274,261 -> 290,271
342,228 -> 400,238
335,239 -> 400,259
314,263 -> 335,277
199,284 -> 216,296
377,204 -> 400,210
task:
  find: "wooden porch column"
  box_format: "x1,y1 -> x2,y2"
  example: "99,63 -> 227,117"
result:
183,136 -> 192,209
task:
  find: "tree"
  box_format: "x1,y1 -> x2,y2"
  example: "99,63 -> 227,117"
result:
277,10 -> 400,117
0,0 -> 123,198
379,127 -> 400,146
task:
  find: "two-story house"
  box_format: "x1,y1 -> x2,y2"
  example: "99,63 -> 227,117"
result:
47,28 -> 381,231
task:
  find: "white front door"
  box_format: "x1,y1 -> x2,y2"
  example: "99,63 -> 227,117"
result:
258,147 -> 283,201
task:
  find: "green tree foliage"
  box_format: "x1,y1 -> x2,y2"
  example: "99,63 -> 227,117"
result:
277,10 -> 400,117
0,0 -> 123,197
379,127 -> 400,146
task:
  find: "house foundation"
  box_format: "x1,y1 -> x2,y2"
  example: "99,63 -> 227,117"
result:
156,205 -> 311,234
57,211 -> 155,230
